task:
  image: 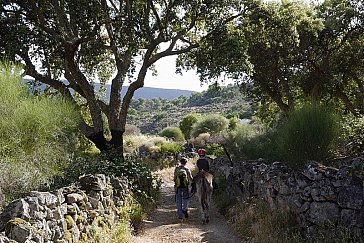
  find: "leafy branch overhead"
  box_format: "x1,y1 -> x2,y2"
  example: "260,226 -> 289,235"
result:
0,0 -> 247,153
180,0 -> 364,117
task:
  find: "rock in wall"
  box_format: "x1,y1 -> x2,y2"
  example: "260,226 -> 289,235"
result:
0,174 -> 129,242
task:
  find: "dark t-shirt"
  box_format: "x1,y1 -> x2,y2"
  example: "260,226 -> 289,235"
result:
197,157 -> 210,172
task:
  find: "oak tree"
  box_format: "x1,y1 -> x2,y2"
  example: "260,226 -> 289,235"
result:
0,0 -> 245,154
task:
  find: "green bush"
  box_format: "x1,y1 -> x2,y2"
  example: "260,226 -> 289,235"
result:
159,126 -> 184,142
0,63 -> 80,207
278,104 -> 340,167
206,143 -> 225,157
160,142 -> 183,154
191,114 -> 229,138
179,113 -> 199,139
224,124 -> 260,160
340,115 -> 364,155
124,124 -> 140,136
192,132 -> 210,147
228,117 -> 240,130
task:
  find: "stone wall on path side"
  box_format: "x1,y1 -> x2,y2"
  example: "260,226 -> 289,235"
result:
213,155 -> 364,239
0,174 -> 129,242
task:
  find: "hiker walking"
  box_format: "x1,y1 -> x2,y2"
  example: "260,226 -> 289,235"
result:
174,158 -> 193,221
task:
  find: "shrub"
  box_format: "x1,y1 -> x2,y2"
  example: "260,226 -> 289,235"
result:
160,142 -> 184,154
212,176 -> 236,215
191,114 -> 229,138
123,135 -> 152,153
0,63 -> 80,207
147,145 -> 161,154
192,132 -> 210,147
179,113 -> 199,139
159,126 -> 184,142
278,104 -> 340,167
124,124 -> 140,136
146,137 -> 167,147
340,115 -> 364,155
206,143 -> 225,157
228,117 -> 240,130
224,124 -> 259,160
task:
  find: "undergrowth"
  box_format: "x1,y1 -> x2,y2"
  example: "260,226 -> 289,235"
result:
227,200 -> 304,243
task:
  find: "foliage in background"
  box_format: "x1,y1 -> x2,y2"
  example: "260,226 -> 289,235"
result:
179,113 -> 199,139
124,124 -> 141,136
123,135 -> 155,154
160,142 -> 183,155
128,85 -> 252,135
0,63 -> 80,207
159,126 -> 184,142
123,134 -> 181,169
206,143 -> 225,157
340,115 -> 364,155
181,0 -> 364,119
228,117 -> 240,131
191,114 -> 229,138
224,124 -> 260,160
254,101 -> 282,128
191,133 -> 211,148
278,104 -> 340,167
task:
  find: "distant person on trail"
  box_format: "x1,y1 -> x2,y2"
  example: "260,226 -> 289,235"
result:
174,158 -> 193,221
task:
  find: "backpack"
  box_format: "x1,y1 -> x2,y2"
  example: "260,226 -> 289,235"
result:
175,167 -> 189,188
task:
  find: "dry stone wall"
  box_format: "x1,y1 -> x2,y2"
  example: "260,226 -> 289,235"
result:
0,174 -> 129,242
213,156 -> 364,239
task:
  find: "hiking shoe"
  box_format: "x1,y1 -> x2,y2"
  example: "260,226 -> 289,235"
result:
183,210 -> 188,218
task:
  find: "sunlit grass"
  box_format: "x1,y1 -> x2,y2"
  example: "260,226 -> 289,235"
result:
0,62 -> 80,207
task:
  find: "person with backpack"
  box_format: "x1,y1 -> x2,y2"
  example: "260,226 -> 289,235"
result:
174,157 -> 193,220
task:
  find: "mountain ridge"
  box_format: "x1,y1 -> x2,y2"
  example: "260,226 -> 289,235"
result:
25,79 -> 195,100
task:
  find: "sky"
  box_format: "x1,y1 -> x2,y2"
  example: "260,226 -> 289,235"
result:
142,55 -> 210,92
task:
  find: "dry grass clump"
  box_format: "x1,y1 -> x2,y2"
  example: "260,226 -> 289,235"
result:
124,135 -> 167,154
192,132 -> 210,147
227,200 -> 303,243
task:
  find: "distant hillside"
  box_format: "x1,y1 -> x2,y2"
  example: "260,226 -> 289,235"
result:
127,84 -> 255,134
121,86 -> 194,100
25,79 -> 195,100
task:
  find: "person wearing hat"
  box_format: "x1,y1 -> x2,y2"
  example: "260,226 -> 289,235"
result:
196,148 -> 210,172
191,148 -> 218,194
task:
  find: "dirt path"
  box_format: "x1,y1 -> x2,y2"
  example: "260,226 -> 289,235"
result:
132,166 -> 241,243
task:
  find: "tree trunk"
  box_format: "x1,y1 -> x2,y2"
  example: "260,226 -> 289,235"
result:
86,131 -> 108,151
110,129 -> 123,147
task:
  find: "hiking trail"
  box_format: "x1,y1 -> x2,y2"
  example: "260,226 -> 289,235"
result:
132,165 -> 241,243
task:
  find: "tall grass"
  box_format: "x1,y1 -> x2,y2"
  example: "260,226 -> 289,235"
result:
0,62 -> 80,207
227,200 -> 304,243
